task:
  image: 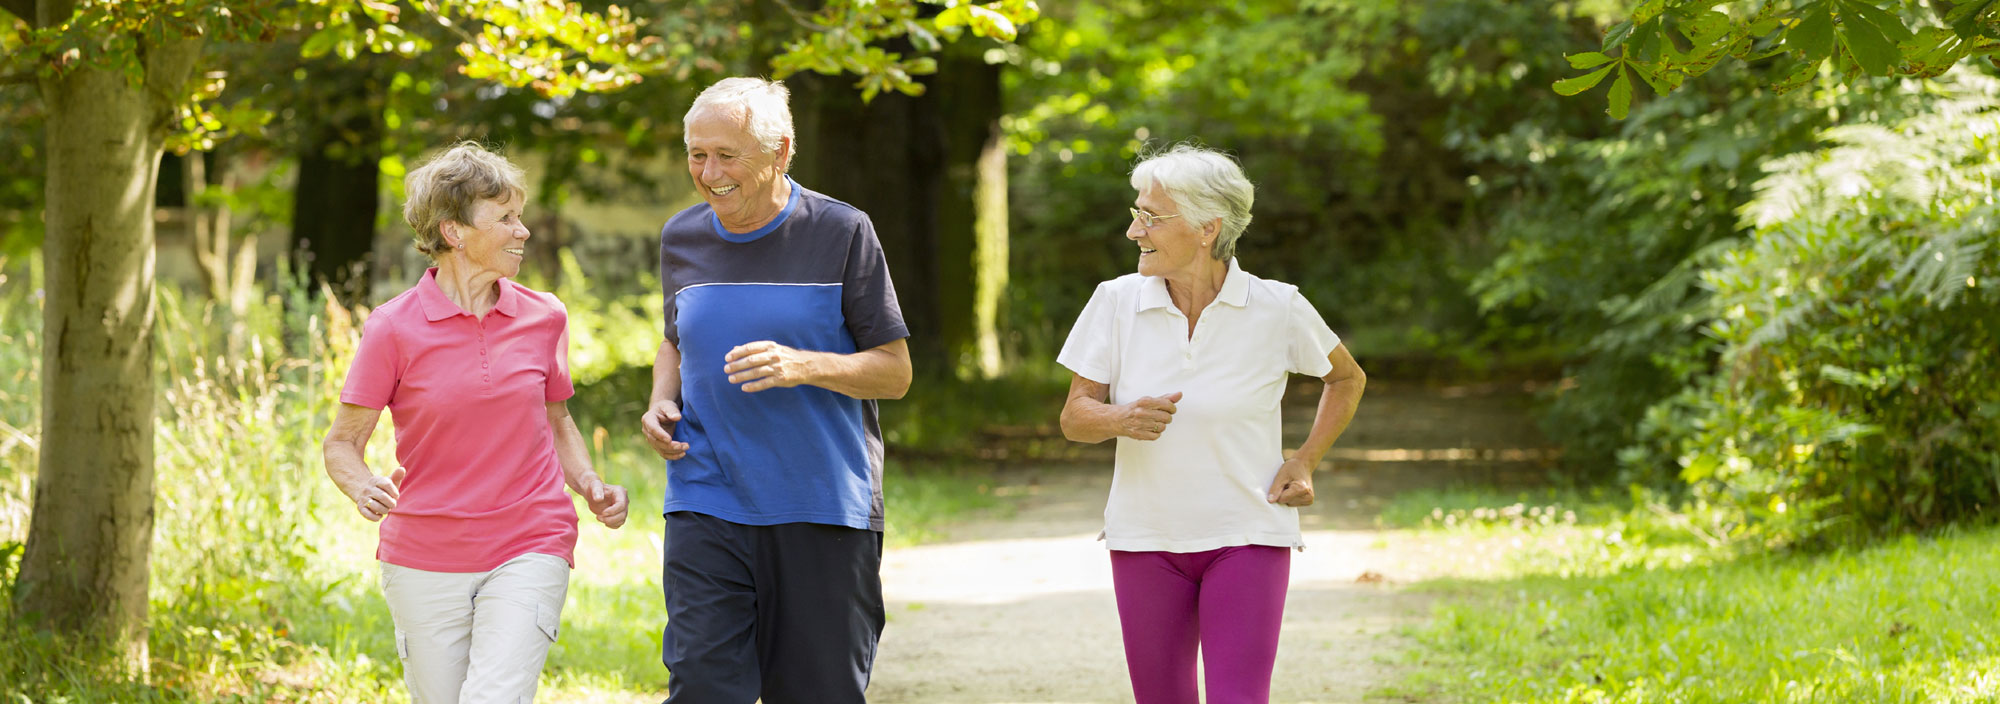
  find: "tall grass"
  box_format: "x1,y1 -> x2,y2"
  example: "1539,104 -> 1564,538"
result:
0,262 -> 1017,701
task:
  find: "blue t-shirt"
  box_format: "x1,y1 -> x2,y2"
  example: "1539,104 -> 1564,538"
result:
658,178 -> 908,531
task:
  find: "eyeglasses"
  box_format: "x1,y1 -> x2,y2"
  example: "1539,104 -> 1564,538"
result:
1129,207 -> 1183,229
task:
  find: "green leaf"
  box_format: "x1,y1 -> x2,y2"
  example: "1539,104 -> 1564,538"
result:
1603,20 -> 1636,51
1772,57 -> 1821,94
1607,65 -> 1633,119
1902,27 -> 1972,78
1567,51 -> 1614,69
1841,0 -> 1913,42
1632,0 -> 1669,26
935,5 -> 972,29
965,6 -> 1019,41
1944,0 -> 2000,39
1837,5 -> 1900,75
301,26 -> 341,59
1553,63 -> 1616,96
1675,9 -> 1732,44
1628,60 -> 1674,95
1629,18 -> 1665,61
1790,3 -> 1836,62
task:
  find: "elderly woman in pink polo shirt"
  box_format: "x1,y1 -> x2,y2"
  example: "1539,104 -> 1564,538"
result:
1058,143 -> 1367,703
321,141 -> 629,703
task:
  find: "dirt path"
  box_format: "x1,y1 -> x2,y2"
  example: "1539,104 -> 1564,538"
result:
870,380 -> 1554,703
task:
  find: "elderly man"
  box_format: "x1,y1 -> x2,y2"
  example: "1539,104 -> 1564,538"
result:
641,76 -> 912,703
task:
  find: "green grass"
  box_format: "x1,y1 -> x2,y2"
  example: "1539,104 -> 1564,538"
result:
0,271 -> 1014,702
1380,487 -> 2000,703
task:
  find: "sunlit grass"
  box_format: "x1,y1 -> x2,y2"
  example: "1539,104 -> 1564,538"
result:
1380,486 -> 2000,703
0,271 -> 1010,701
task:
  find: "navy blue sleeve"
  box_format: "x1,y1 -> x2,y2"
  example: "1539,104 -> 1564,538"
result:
660,223 -> 681,346
841,215 -> 908,351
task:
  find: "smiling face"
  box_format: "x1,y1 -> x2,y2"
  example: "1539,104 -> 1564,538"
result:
449,194 -> 530,279
685,106 -> 791,232
1128,185 -> 1212,279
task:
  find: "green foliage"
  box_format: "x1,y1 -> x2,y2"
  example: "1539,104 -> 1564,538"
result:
770,0 -> 1042,101
520,249 -> 665,387
0,48 -> 42,256
0,262 -> 1013,698
1467,55 -> 1945,481
1560,1 -> 2000,118
1396,523 -> 2000,702
1622,78 -> 2000,545
0,0 -> 668,154
1004,0 -> 1609,361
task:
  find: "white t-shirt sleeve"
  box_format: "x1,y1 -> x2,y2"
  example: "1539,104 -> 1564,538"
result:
1057,281 -> 1117,384
1286,289 -> 1341,377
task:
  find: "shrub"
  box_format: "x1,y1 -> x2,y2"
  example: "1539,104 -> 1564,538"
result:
1626,77 -> 2000,545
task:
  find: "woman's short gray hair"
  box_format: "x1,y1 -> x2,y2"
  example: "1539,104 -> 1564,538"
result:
402,141 -> 527,260
1129,143 -> 1255,261
684,77 -> 795,171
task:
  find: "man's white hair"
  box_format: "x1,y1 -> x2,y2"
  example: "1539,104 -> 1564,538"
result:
684,77 -> 796,171
1130,143 -> 1255,261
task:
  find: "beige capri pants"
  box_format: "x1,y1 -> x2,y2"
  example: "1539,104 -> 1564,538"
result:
379,552 -> 571,704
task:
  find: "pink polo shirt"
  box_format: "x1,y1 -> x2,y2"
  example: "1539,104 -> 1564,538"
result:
339,268 -> 579,572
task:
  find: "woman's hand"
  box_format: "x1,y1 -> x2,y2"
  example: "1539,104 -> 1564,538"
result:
574,472 -> 630,529
1117,392 -> 1183,441
1266,457 -> 1315,507
353,466 -> 406,522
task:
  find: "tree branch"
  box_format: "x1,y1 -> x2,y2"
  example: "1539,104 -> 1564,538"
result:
770,0 -> 835,33
0,0 -> 38,28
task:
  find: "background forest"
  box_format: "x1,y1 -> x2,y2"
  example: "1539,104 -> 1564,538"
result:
2,0 -> 1998,701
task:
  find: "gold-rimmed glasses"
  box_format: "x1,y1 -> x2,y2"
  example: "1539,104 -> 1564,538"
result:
1129,207 -> 1183,229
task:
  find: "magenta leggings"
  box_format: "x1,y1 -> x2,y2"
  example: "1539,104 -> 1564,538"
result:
1109,545 -> 1290,704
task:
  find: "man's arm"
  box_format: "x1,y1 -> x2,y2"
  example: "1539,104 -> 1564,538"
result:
722,337 -> 912,400
641,338 -> 690,459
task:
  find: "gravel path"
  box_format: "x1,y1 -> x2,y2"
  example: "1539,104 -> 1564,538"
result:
869,381 -> 1552,703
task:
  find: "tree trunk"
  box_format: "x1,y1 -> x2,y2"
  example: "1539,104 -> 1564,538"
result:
790,49 -> 1008,377
291,56 -> 385,305
17,0 -> 201,672
791,72 -> 946,367
934,49 -> 1007,378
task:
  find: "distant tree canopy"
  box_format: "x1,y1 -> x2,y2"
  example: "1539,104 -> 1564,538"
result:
1559,1 -> 2000,118
999,0 -> 1609,354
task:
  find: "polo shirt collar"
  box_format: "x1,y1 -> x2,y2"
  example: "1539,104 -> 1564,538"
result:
1138,258 -> 1250,312
415,267 -> 521,321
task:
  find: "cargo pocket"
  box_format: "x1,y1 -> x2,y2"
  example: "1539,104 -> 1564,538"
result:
535,602 -> 560,643
394,629 -> 410,660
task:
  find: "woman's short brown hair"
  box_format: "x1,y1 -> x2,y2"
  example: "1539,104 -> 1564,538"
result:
402,141 -> 527,259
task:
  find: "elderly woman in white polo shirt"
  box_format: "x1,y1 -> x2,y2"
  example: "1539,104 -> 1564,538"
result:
1058,143 -> 1366,703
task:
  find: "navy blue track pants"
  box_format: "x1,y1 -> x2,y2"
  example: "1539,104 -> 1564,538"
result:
661,511 -> 885,704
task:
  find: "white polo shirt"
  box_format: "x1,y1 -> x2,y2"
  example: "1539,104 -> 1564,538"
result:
1058,259 -> 1341,553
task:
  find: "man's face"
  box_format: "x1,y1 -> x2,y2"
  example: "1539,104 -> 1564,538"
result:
685,107 -> 789,228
